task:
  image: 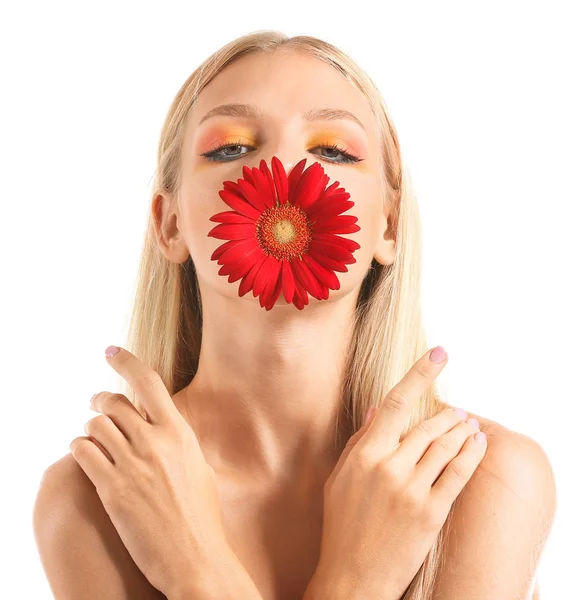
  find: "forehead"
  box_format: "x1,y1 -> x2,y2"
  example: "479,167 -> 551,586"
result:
185,50 -> 378,141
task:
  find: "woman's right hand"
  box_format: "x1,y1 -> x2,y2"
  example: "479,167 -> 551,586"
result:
312,347 -> 488,600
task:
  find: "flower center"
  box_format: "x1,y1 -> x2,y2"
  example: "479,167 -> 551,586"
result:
256,203 -> 312,261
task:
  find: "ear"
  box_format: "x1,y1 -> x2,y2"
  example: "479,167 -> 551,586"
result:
372,204 -> 397,267
151,189 -> 190,264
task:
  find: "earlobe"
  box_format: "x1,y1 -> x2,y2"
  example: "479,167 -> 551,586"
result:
373,238 -> 396,267
151,190 -> 190,264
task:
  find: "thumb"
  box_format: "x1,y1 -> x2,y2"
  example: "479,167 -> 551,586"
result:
326,406 -> 378,486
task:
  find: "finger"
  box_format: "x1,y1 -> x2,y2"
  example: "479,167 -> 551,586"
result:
365,347 -> 448,452
430,431 -> 488,510
104,346 -> 179,426
90,391 -> 150,448
327,407 -> 378,485
412,419 -> 481,487
84,414 -> 132,465
391,407 -> 468,470
69,435 -> 116,490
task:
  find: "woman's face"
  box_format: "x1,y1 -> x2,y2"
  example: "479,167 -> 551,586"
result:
166,49 -> 395,307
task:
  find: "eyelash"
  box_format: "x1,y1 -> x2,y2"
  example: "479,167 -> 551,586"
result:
200,139 -> 363,164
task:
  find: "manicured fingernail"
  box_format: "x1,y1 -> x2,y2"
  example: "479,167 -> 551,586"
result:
430,346 -> 447,363
474,431 -> 486,443
467,418 -> 480,431
454,407 -> 468,420
105,345 -> 120,358
365,405 -> 376,425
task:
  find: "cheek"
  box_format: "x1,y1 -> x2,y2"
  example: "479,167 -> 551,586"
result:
179,182 -> 228,265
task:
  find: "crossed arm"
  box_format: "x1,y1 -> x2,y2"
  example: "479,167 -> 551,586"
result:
33,429 -> 555,599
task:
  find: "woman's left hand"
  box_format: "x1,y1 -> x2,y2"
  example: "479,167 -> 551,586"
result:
69,345 -> 232,597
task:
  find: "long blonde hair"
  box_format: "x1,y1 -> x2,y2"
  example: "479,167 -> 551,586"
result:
120,30 -> 452,599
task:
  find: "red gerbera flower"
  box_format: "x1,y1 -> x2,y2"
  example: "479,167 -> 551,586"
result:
207,156 -> 361,311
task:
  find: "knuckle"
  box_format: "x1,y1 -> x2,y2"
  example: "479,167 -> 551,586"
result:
101,393 -> 124,410
133,371 -> 161,390
415,421 -> 433,437
69,436 -> 87,454
402,482 -> 427,511
386,389 -> 409,410
91,414 -> 111,430
445,459 -> 466,481
422,502 -> 444,529
431,435 -> 451,454
375,457 -> 403,487
352,448 -> 378,472
413,361 -> 432,381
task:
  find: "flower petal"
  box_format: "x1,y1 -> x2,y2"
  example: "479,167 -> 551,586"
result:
210,211 -> 256,224
281,260 -> 296,303
207,222 -> 257,240
218,189 -> 261,220
313,232 -> 361,252
287,158 -> 307,201
302,254 -> 341,290
291,257 -> 323,300
237,178 -> 266,213
239,255 -> 264,297
271,156 -> 289,205
216,238 -> 259,266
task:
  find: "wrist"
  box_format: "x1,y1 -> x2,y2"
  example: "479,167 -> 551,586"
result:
303,562 -> 400,600
166,546 -> 263,600
303,564 -> 362,600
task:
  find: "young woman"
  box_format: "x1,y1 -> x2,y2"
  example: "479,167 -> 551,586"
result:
33,31 -> 555,600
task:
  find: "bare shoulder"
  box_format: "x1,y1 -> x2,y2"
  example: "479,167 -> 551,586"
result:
433,404 -> 556,598
33,453 -> 165,599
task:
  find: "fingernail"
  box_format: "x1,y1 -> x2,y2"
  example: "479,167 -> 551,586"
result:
474,431 -> 486,443
105,345 -> 120,358
454,407 -> 468,420
365,405 -> 376,425
467,418 -> 480,431
430,346 -> 447,363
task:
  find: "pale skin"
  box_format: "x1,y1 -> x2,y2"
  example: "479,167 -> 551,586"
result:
33,48 -> 556,599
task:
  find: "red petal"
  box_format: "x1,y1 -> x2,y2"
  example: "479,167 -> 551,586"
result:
313,232 -> 361,252
218,249 -> 260,282
242,165 -> 255,186
207,222 -> 256,240
281,260 -> 296,303
216,238 -> 259,266
250,166 -> 275,210
218,189 -> 261,220
313,219 -> 360,235
211,239 -> 241,262
309,251 -> 349,272
291,257 -> 323,300
287,158 -> 307,200
237,178 -> 266,213
302,254 -> 341,290
260,258 -> 282,309
271,156 -> 289,205
258,160 -> 278,207
239,256 -> 264,297
292,162 -> 327,212
210,211 -> 255,224
293,276 -> 309,309
252,255 -> 276,298
307,200 -> 355,223
309,240 -> 353,261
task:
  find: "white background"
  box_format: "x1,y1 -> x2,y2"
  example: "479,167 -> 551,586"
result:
1,1 -> 585,597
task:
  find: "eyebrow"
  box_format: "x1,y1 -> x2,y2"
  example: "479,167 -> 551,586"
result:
197,103 -> 366,131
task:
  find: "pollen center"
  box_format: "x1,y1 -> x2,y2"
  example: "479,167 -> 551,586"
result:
256,203 -> 312,261
273,220 -> 296,244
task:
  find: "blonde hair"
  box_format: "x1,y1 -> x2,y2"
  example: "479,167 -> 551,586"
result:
119,30 -> 453,599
